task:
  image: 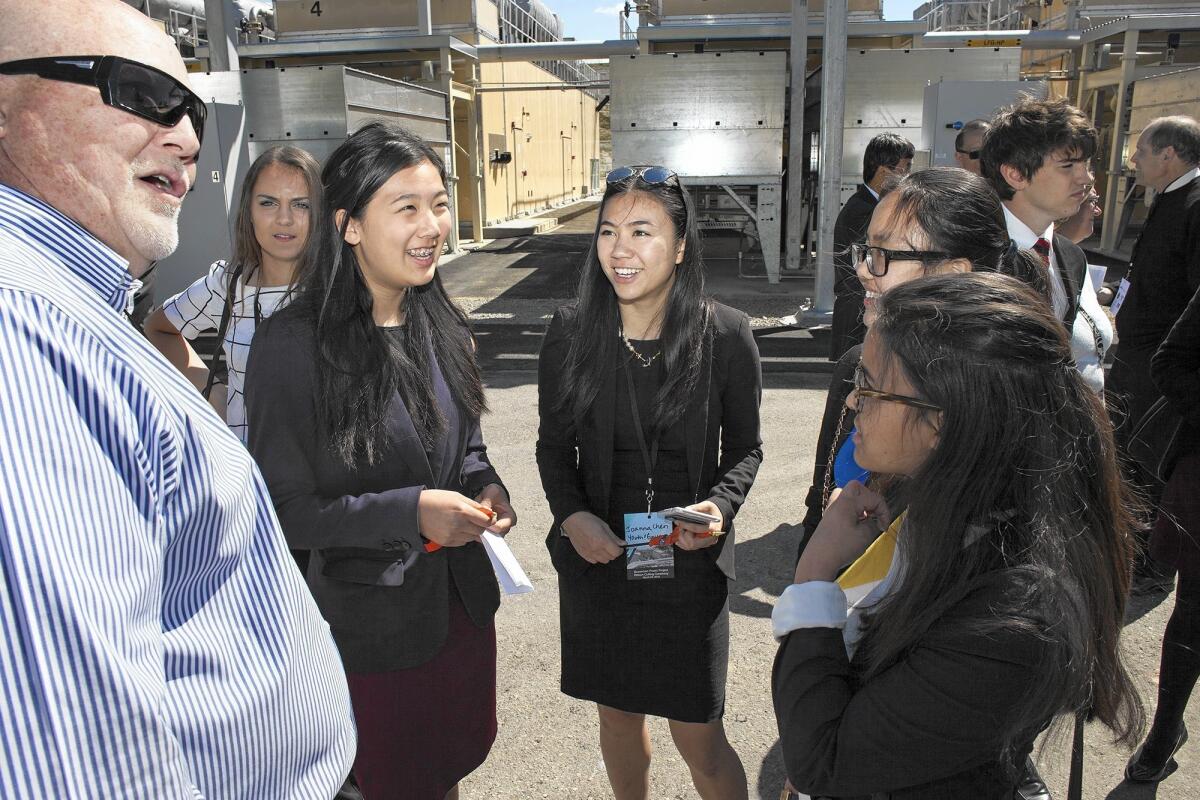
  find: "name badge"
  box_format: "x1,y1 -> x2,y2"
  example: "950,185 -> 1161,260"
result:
624,512 -> 674,581
1110,278 -> 1131,316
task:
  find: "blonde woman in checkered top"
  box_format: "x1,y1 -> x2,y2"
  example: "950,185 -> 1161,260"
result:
144,146 -> 321,442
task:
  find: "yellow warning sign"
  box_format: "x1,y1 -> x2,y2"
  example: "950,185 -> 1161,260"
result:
965,38 -> 1022,47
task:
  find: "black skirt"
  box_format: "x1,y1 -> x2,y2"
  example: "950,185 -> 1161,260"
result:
558,352 -> 730,723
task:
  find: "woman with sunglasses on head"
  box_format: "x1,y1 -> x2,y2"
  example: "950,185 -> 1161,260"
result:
145,145 -> 321,443
773,272 -> 1143,797
537,165 -> 762,799
244,123 -> 515,800
799,167 -> 1047,556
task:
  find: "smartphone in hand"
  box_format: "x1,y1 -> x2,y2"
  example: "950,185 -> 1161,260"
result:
661,506 -> 720,526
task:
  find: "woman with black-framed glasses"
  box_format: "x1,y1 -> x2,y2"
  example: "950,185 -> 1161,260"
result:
799,167 -> 1049,559
536,164 -> 762,798
773,273 -> 1142,798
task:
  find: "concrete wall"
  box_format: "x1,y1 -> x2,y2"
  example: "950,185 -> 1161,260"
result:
477,60 -> 602,222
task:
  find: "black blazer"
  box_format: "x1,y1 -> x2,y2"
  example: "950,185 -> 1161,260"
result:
1153,282 -> 1200,447
535,302 -> 763,581
1118,175 -> 1200,352
1053,233 -> 1087,332
245,305 -> 503,672
830,185 -> 878,359
773,568 -> 1057,799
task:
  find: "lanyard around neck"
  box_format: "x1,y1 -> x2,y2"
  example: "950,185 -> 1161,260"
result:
621,355 -> 659,515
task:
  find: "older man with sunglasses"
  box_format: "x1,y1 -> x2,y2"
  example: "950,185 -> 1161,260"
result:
0,2 -> 357,797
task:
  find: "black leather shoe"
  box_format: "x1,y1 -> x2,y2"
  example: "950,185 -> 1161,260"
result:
1126,723 -> 1188,783
1014,756 -> 1050,800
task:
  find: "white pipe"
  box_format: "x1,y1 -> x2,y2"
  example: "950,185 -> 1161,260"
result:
476,39 -> 638,61
785,0 -> 808,275
814,0 -> 847,313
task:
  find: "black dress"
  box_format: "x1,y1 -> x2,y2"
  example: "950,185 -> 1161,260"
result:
559,340 -> 730,723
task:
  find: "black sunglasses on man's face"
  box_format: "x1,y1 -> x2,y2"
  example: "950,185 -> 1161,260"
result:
0,55 -> 207,147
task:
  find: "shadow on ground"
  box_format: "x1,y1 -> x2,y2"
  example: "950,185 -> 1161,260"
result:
1104,779 -> 1163,799
1126,587 -> 1173,626
757,739 -> 789,800
731,522 -> 806,619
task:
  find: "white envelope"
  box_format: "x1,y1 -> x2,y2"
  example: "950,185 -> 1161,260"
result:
482,532 -> 534,595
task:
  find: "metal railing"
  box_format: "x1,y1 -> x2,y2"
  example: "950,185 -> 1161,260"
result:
496,0 -> 606,98
163,8 -> 274,56
916,0 -> 1029,32
620,10 -> 637,40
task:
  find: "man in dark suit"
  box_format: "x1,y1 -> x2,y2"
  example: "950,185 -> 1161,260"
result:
830,133 -> 914,360
1108,115 -> 1200,440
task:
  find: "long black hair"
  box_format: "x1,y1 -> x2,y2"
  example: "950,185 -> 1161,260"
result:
558,169 -> 712,434
862,273 -> 1143,752
292,122 -> 485,465
874,166 -> 1049,298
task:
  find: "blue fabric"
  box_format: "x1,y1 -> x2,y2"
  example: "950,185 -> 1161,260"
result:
834,428 -> 871,488
0,183 -> 355,798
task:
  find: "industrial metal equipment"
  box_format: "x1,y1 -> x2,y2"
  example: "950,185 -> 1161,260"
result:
832,47 -> 1022,203
151,66 -> 449,304
609,51 -> 787,281
921,79 -> 1046,166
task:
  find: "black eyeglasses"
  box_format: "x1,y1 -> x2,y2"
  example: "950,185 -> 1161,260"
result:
0,55 -> 206,146
851,243 -> 952,278
955,148 -> 981,160
606,165 -> 677,185
850,364 -> 941,413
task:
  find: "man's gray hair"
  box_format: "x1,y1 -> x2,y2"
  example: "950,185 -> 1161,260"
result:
1144,115 -> 1200,165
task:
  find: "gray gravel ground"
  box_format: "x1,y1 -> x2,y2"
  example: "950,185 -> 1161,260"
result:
458,372 -> 1198,800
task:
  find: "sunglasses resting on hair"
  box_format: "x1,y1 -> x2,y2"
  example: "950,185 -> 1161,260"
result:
606,165 -> 677,185
0,55 -> 207,146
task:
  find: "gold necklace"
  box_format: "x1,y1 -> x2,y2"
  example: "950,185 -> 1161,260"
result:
619,326 -> 661,368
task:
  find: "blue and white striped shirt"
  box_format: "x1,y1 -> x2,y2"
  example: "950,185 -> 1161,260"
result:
0,183 -> 356,798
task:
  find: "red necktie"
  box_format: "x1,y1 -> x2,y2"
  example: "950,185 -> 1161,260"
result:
1033,237 -> 1051,266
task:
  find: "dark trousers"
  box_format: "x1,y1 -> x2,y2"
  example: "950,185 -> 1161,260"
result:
1108,343 -> 1169,568
1107,343 -> 1161,444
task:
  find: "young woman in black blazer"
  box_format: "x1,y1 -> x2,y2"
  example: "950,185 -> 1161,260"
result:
772,274 -> 1142,798
537,166 -> 762,799
245,122 -> 515,800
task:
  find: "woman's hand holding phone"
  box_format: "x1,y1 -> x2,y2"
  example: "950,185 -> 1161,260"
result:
671,501 -> 724,551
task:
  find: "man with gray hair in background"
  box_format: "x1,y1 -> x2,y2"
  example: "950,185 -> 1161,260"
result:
0,1 -> 357,796
1107,114 -> 1200,593
1108,115 -> 1200,439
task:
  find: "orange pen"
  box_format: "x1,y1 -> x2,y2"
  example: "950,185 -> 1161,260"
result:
647,525 -> 723,547
423,503 -> 498,552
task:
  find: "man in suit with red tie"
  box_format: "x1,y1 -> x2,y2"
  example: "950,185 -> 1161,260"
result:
981,98 -> 1094,340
